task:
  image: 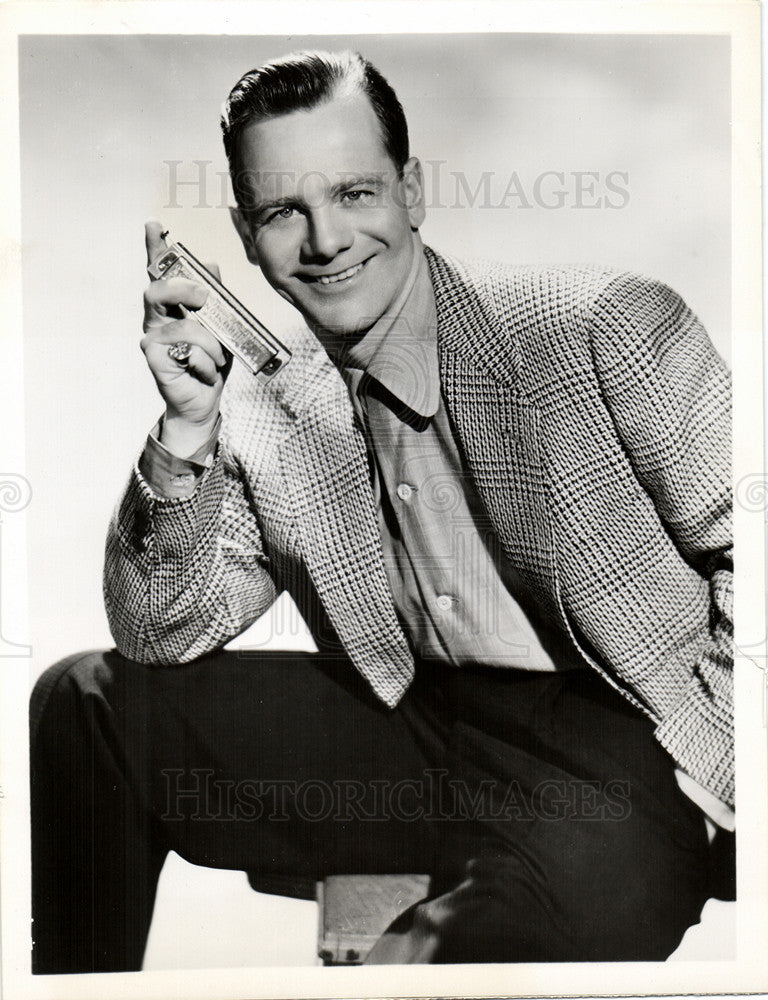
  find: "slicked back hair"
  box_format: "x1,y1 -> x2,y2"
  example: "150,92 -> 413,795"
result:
221,50 -> 410,209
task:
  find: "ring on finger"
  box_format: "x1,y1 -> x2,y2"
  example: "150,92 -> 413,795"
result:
168,341 -> 193,366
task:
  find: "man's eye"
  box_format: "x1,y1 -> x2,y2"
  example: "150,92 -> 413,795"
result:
341,189 -> 373,203
267,206 -> 297,223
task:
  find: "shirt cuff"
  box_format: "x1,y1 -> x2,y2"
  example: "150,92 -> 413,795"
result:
138,416 -> 220,499
675,768 -> 735,832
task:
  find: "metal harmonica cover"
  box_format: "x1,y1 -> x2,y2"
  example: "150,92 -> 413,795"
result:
148,240 -> 291,378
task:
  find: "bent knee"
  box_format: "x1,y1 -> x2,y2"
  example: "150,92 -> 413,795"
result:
30,650 -> 115,742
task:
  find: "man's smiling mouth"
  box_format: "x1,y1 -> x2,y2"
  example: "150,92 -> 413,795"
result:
305,260 -> 367,285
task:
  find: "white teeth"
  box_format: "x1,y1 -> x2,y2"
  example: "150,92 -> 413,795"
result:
317,262 -> 363,284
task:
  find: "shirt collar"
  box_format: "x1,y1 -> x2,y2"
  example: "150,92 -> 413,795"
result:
338,235 -> 440,419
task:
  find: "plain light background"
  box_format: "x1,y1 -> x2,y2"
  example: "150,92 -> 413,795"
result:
18,32 -> 733,969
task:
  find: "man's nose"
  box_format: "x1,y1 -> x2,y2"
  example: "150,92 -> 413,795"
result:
303,206 -> 353,261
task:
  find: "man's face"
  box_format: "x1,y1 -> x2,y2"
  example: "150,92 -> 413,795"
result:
231,88 -> 425,346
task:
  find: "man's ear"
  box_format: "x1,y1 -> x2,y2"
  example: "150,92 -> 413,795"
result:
401,157 -> 426,230
230,207 -> 260,265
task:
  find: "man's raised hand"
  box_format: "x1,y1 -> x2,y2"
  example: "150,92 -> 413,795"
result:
142,220 -> 230,455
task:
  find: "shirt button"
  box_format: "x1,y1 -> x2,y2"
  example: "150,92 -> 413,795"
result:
436,594 -> 453,612
396,483 -> 414,502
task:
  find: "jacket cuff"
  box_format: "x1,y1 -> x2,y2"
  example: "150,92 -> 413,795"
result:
138,417 -> 220,498
655,667 -> 734,809
113,449 -> 224,565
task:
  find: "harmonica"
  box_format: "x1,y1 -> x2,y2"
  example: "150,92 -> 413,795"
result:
148,238 -> 291,379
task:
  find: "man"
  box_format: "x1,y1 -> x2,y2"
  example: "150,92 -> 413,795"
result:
30,50 -> 733,971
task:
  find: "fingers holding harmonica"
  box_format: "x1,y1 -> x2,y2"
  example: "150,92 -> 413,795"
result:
146,341 -> 219,388
143,275 -> 209,329
171,343 -> 220,387
141,318 -> 227,382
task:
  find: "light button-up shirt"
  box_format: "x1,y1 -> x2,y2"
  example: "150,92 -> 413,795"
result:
338,239 -> 584,672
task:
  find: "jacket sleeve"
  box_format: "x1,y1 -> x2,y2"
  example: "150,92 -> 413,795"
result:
104,446 -> 279,664
587,271 -> 733,808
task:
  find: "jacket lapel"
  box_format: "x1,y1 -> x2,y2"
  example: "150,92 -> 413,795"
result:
278,354 -> 414,701
427,249 -> 561,620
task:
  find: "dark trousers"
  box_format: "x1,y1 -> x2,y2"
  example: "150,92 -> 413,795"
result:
30,648 -> 721,972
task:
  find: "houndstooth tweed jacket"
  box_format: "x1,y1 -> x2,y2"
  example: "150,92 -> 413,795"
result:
105,247 -> 733,806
